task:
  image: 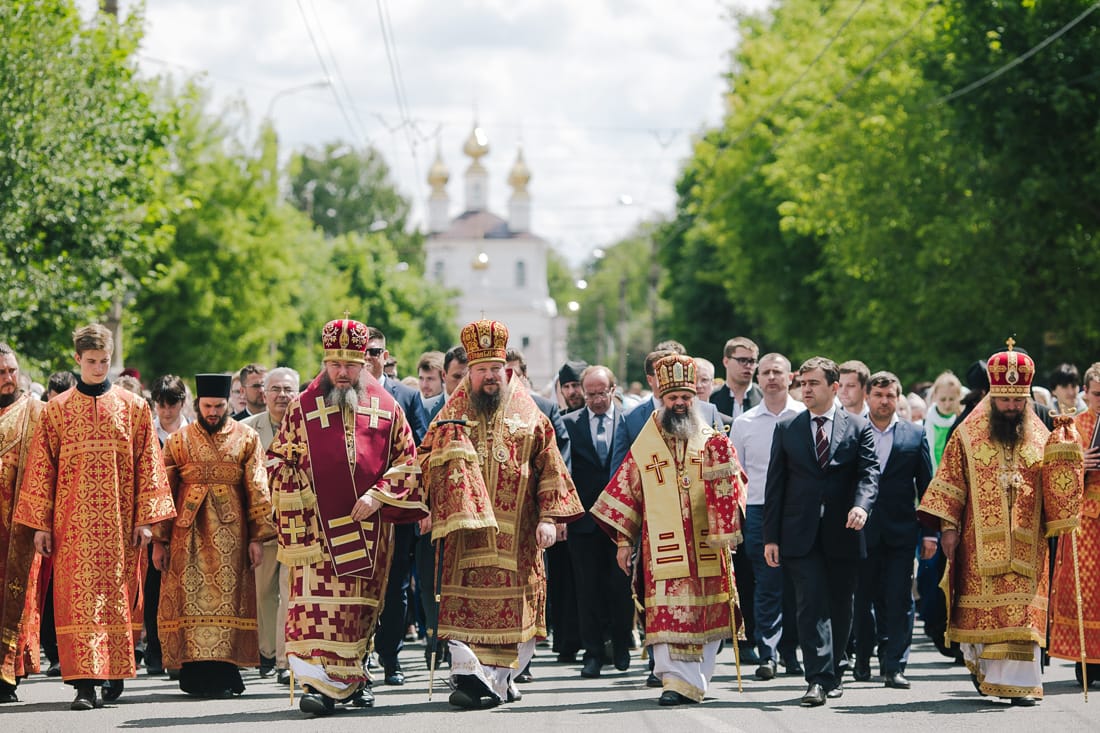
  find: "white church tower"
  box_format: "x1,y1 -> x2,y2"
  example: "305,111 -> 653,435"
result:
423,124 -> 564,390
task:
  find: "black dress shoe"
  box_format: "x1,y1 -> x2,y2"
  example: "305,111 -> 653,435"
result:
0,681 -> 18,703
800,683 -> 827,707
101,678 -> 124,702
613,648 -> 631,672
259,655 -> 276,678
658,690 -> 697,706
556,651 -> 578,664
71,684 -> 98,711
1009,695 -> 1038,707
347,686 -> 374,707
826,682 -> 844,699
883,672 -> 910,689
384,668 -> 405,686
782,657 -> 803,675
46,661 -> 62,677
581,657 -> 602,679
299,691 -> 335,716
738,644 -> 760,665
276,669 -> 291,685
506,686 -> 522,703
515,663 -> 533,683
646,672 -> 662,688
755,659 -> 777,681
853,657 -> 871,682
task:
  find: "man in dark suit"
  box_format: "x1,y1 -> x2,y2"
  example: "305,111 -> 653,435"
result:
763,356 -> 879,707
561,365 -> 633,679
852,371 -> 933,690
710,337 -> 763,420
365,326 -> 429,686
232,363 -> 268,420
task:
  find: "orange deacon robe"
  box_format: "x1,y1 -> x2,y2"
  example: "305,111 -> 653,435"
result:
13,384 -> 175,681
1049,409 -> 1100,664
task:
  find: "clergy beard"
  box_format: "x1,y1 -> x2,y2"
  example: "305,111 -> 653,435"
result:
989,402 -> 1025,448
470,386 -> 502,417
0,392 -> 16,409
200,411 -> 229,435
659,405 -> 701,442
319,373 -> 362,411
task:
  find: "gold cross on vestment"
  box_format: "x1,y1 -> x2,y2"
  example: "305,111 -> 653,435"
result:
286,516 -> 306,544
448,467 -> 463,484
305,396 -> 341,429
357,396 -> 393,428
646,454 -> 669,484
690,453 -> 704,480
503,413 -> 526,435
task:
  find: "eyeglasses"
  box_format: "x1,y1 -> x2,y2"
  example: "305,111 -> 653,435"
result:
584,389 -> 614,400
365,347 -> 385,357
729,357 -> 757,367
266,386 -> 296,394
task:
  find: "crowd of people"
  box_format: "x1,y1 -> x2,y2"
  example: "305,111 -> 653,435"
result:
0,320 -> 1096,716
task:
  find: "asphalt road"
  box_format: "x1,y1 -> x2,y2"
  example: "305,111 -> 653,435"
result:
1,637 -> 1094,732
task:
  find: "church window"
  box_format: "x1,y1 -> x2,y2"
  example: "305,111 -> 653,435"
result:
515,260 -> 526,288
432,260 -> 444,283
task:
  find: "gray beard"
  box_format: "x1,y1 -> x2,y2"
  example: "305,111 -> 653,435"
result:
319,372 -> 362,410
470,387 -> 502,417
659,406 -> 700,441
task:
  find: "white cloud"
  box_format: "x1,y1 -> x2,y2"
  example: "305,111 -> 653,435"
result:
73,0 -> 771,265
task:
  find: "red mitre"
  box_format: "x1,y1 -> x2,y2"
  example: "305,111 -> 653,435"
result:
321,317 -> 368,363
986,338 -> 1035,398
460,319 -> 508,365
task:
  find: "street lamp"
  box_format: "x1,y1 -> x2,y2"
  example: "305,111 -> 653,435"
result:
265,79 -> 332,119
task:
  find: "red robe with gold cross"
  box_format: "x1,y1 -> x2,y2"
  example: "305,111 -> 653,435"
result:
0,393 -> 46,685
267,371 -> 425,698
1049,409 -> 1100,664
419,375 -> 583,668
13,385 -> 175,681
591,413 -> 746,661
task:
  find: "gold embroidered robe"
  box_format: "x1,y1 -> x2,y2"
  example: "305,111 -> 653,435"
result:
267,373 -> 424,698
917,398 -> 1078,650
13,385 -> 175,681
591,414 -> 746,659
1050,409 -> 1100,663
154,420 -> 275,668
419,376 -> 582,668
0,393 -> 45,685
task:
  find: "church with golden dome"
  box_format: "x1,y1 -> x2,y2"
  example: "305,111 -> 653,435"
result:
424,124 -> 564,390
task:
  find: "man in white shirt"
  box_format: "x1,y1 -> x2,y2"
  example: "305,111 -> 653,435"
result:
731,354 -> 804,681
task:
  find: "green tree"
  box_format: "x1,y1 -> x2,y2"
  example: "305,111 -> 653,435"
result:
0,1 -> 174,372
286,142 -> 424,266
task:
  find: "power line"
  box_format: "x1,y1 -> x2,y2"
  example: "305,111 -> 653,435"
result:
305,0 -> 373,144
293,0 -> 360,143
375,0 -> 425,200
931,2 -> 1100,106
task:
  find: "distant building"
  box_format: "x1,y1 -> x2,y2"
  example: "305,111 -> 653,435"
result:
423,124 -> 564,390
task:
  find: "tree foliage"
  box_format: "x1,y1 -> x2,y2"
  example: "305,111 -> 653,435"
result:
0,2 -> 174,373
656,0 -> 1100,384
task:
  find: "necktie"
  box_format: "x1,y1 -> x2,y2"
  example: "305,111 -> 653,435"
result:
595,414 -> 609,464
814,415 -> 829,470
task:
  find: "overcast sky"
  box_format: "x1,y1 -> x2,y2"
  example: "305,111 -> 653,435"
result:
75,0 -> 770,265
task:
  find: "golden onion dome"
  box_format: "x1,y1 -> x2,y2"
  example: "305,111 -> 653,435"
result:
508,147 -> 531,192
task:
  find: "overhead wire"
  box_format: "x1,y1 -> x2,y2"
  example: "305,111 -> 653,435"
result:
293,0 -> 361,143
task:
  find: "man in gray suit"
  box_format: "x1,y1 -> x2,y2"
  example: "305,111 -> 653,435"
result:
241,366 -> 300,684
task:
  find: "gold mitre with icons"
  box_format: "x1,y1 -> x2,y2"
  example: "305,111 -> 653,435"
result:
321,316 -> 369,363
986,337 -> 1035,398
460,318 -> 509,365
655,354 -> 697,397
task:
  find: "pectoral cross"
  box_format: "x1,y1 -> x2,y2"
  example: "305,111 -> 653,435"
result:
357,396 -> 393,428
306,396 -> 341,429
645,454 -> 669,484
286,516 -> 306,544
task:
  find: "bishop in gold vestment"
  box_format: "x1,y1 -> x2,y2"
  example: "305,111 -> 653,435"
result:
14,328 -> 174,714
917,344 -> 1079,705
591,354 -> 746,705
419,319 -> 582,709
0,348 -> 46,702
153,374 -> 275,698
